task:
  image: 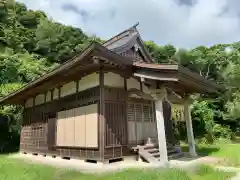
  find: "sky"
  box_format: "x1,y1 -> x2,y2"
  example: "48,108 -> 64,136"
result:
17,0 -> 240,48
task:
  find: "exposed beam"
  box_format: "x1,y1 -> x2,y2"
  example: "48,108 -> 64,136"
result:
127,88 -> 154,100
134,72 -> 178,82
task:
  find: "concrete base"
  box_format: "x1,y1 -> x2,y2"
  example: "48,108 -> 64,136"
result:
10,153 -> 168,173
11,152 -> 210,173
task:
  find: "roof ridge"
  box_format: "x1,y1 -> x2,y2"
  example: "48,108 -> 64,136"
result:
103,22 -> 139,47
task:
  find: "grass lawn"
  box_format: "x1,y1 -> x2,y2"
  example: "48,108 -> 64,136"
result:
0,156 -> 234,180
182,142 -> 240,167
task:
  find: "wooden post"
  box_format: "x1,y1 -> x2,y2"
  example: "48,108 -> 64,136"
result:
151,89 -> 169,166
155,99 -> 168,165
99,67 -> 105,163
184,99 -> 197,157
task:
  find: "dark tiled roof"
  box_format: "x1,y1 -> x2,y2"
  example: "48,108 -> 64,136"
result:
103,24 -> 153,62
103,27 -> 139,53
106,33 -> 138,53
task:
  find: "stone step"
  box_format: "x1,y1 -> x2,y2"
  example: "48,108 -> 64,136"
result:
133,144 -> 183,163
168,152 -> 184,160
152,152 -> 160,158
147,148 -> 159,153
168,148 -> 177,154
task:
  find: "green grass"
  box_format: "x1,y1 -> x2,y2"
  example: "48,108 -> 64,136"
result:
198,143 -> 240,167
182,142 -> 240,167
0,156 -> 234,180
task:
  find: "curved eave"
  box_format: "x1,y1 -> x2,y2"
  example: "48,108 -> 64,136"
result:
178,65 -> 224,93
133,62 -> 224,94
0,42 -> 133,105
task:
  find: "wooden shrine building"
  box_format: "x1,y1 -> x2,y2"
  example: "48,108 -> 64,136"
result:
0,24 -> 222,164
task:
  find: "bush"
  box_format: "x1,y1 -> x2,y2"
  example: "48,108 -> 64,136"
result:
213,138 -> 232,145
196,137 -> 209,145
212,124 -> 233,140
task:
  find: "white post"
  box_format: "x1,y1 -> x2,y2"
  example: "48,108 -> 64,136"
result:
184,100 -> 197,157
153,90 -> 169,165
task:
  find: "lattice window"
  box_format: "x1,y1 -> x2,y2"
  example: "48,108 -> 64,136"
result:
135,104 -> 142,122
143,105 -> 151,122
127,104 -> 135,121
127,103 -> 154,122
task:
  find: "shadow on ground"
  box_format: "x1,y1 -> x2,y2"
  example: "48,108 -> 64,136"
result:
196,146 -> 220,156
181,144 -> 220,157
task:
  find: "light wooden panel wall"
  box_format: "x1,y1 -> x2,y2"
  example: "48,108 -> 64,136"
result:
46,91 -> 51,102
65,109 -> 75,146
53,88 -> 59,100
60,81 -> 76,98
74,106 -> 86,147
25,98 -> 33,108
127,77 -> 140,90
85,104 -> 98,147
35,94 -> 45,105
78,73 -> 99,92
24,73 -> 100,107
104,72 -> 124,88
56,103 -> 98,148
56,110 -> 66,146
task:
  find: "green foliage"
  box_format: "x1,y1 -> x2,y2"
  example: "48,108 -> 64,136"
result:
191,100 -> 215,142
212,124 -> 233,140
0,83 -> 23,97
0,82 -> 23,153
0,48 -> 52,83
147,38 -> 240,142
145,41 -> 176,63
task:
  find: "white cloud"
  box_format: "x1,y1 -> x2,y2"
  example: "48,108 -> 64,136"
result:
17,0 -> 240,48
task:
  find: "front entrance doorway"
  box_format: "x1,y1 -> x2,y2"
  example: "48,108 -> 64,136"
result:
127,99 -> 157,145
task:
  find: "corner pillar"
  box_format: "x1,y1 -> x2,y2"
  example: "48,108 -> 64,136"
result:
151,89 -> 169,166
184,98 -> 197,157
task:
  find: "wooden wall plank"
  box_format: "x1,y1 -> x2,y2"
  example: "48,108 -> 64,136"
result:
60,81 -> 77,98
85,104 -> 98,148
21,86 -> 102,161
47,117 -> 56,149
65,109 -> 75,146
56,111 -> 66,146
74,106 -> 86,147
104,72 -> 124,88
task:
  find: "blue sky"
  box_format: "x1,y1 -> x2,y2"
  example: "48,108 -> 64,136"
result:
17,0 -> 240,48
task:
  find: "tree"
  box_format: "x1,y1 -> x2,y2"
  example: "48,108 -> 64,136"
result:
145,41 -> 176,63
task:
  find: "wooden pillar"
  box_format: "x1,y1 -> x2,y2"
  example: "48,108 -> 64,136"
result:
152,89 -> 169,166
184,99 -> 197,157
99,67 -> 105,162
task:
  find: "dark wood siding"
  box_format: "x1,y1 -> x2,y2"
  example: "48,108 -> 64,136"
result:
120,47 -> 144,62
103,86 -> 127,160
105,101 -> 127,146
47,113 -> 56,149
163,100 -> 176,145
20,86 -> 101,161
